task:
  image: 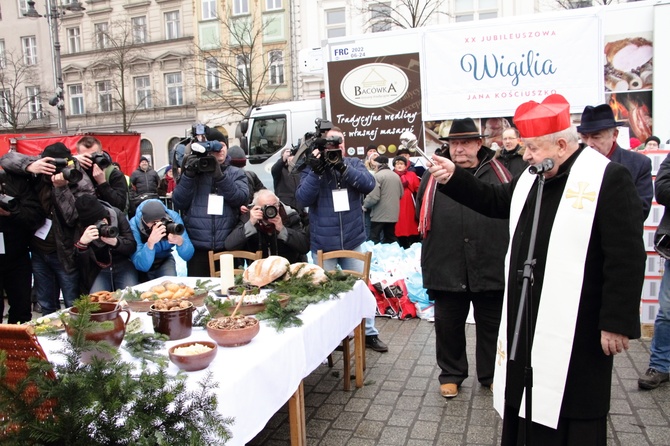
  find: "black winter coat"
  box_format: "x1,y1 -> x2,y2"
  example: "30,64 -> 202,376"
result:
439,147 -> 645,419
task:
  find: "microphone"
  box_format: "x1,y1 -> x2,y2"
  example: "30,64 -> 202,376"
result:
529,158 -> 554,175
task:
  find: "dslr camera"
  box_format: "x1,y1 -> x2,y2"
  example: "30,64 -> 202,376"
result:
261,204 -> 278,220
292,118 -> 335,173
313,136 -> 344,165
159,216 -> 185,235
0,171 -> 18,214
94,220 -> 119,238
188,141 -> 220,174
90,152 -> 111,169
47,158 -> 83,184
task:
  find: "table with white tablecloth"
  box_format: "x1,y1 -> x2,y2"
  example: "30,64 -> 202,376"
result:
40,277 -> 376,446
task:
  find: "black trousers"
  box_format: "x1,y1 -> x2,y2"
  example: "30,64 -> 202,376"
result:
431,289 -> 503,386
501,404 -> 607,446
0,251 -> 33,324
187,248 -> 213,278
370,222 -> 397,244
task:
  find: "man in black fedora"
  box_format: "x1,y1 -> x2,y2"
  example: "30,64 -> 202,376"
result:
417,117 -> 512,398
578,104 -> 652,219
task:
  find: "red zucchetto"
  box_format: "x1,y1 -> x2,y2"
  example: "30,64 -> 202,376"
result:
513,94 -> 572,138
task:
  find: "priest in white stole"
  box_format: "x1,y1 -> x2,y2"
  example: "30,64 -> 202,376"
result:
428,94 -> 646,446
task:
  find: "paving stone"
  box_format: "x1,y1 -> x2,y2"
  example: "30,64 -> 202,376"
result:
409,420 -> 439,440
378,426 -> 409,445
353,419 -> 384,438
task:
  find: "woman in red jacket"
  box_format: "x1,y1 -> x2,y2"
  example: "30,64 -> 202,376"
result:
393,156 -> 420,249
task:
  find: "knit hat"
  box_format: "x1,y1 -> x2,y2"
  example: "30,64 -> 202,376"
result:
228,145 -> 246,168
41,142 -> 72,159
75,194 -> 108,226
141,200 -> 167,223
514,94 -> 571,138
397,148 -> 411,156
393,156 -> 408,166
375,156 -> 389,166
629,137 -> 642,149
140,156 -> 149,163
646,136 -> 661,145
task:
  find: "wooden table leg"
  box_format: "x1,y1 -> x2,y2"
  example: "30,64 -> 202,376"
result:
354,319 -> 365,388
289,380 -> 306,445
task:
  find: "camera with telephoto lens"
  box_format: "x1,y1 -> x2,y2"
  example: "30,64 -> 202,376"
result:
188,141 -> 219,173
261,204 -> 278,220
94,220 -> 119,238
291,119 -> 334,173
47,158 -> 83,184
0,171 -> 18,214
90,152 -> 111,169
159,216 -> 184,235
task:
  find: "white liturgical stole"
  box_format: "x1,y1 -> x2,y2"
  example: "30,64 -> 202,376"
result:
493,147 -> 609,429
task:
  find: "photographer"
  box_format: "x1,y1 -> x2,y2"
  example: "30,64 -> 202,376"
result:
130,199 -> 194,280
74,194 -> 137,293
296,126 -> 388,353
225,190 -> 309,263
0,143 -> 96,315
75,136 -> 130,214
0,168 -> 45,323
172,136 -> 248,277
271,146 -> 303,212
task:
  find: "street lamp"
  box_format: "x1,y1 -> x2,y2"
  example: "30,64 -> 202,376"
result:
24,0 -> 86,134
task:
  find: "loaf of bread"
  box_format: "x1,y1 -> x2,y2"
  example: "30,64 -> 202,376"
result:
243,256 -> 291,287
287,263 -> 328,284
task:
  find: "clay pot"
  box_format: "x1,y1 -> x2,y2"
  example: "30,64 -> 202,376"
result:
149,302 -> 194,340
206,317 -> 260,347
66,302 -> 131,362
168,341 -> 218,372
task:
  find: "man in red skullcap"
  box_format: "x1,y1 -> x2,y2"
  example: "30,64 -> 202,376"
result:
428,94 -> 645,445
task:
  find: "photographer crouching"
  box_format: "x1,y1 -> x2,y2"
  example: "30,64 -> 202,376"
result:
225,190 -> 309,263
74,194 -> 137,293
130,199 -> 194,280
172,136 -> 249,276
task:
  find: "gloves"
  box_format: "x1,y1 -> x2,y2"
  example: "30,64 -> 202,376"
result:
182,155 -> 199,178
308,153 -> 326,175
211,162 -> 226,180
334,160 -> 347,174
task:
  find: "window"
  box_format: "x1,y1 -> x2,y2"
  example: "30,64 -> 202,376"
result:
97,80 -> 113,112
165,11 -> 181,39
205,58 -> 220,91
67,27 -> 81,53
165,72 -> 183,106
134,76 -> 152,109
0,90 -> 9,124
325,9 -> 346,38
268,50 -> 284,86
233,0 -> 249,15
68,84 -> 84,115
21,36 -> 37,65
202,0 -> 217,20
0,40 -> 5,69
455,0 -> 497,22
266,0 -> 282,10
18,0 -> 28,16
131,16 -> 148,44
371,3 -> 392,32
26,86 -> 41,120
236,55 -> 249,88
94,22 -> 110,49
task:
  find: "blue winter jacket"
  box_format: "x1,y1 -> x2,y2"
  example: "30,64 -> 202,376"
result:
129,199 -> 195,272
296,157 -> 375,252
171,160 -> 249,251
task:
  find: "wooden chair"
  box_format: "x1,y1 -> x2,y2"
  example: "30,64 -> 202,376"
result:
208,250 -> 263,277
316,249 -> 372,391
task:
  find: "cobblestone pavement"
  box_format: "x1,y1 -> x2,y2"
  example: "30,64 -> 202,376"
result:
248,317 -> 670,446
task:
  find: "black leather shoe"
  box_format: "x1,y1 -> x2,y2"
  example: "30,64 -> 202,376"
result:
638,368 -> 669,390
365,335 -> 388,353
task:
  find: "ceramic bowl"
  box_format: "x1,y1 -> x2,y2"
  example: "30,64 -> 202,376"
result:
168,341 -> 218,372
206,316 -> 260,347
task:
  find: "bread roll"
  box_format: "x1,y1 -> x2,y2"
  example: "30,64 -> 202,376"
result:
288,263 -> 328,284
243,256 -> 290,286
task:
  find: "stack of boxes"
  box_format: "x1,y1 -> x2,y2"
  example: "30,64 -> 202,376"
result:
641,149 -> 670,338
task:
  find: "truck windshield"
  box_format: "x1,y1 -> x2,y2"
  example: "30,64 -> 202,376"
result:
248,116 -> 287,161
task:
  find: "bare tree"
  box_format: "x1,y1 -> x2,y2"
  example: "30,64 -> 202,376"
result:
359,0 -> 448,31
194,12 -> 283,117
0,49 -> 47,132
554,0 -> 617,9
89,19 -> 157,132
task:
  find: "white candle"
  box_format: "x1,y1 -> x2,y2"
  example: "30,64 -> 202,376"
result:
219,254 -> 235,294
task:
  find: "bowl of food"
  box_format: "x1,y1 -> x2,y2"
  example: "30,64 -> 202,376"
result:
122,281 -> 207,312
168,341 -> 218,372
206,316 -> 260,347
206,292 -> 289,317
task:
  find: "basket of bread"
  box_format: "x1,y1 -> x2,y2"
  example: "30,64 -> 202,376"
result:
121,280 -> 208,312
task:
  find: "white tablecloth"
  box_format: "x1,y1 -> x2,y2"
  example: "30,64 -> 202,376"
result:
40,277 -> 376,446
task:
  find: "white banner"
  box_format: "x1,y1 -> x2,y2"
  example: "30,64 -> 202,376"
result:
421,13 -> 601,120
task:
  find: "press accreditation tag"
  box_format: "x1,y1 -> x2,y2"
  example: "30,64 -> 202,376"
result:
0,233 -> 5,254
34,218 -> 52,240
332,189 -> 350,213
207,194 -> 224,215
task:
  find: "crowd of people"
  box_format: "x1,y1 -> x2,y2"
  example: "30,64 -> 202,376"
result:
1,95 -> 668,445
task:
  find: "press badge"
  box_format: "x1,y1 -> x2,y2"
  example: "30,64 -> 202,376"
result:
207,194 -> 224,215
34,218 -> 52,240
332,189 -> 350,212
0,233 -> 5,254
